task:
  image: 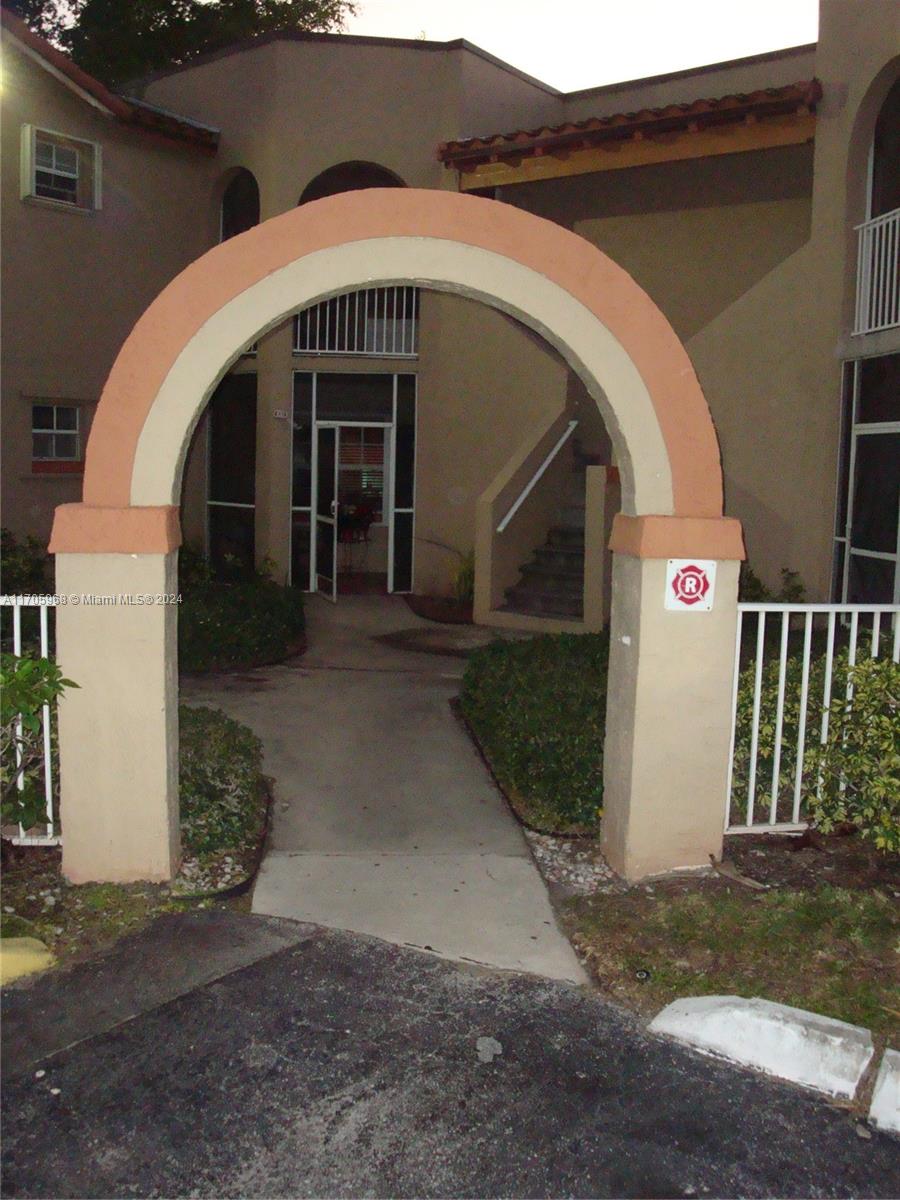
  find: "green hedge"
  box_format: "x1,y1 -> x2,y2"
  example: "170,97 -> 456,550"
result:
0,653 -> 73,832
179,705 -> 265,856
0,528 -> 52,595
731,648 -> 899,853
460,633 -> 608,833
178,549 -> 305,673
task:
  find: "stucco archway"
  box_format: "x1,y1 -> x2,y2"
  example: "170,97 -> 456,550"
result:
50,189 -> 744,884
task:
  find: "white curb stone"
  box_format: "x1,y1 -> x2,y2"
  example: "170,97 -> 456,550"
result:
869,1049 -> 900,1135
649,995 -> 874,1099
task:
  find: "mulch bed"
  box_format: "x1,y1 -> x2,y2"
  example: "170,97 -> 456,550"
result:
405,594 -> 473,624
724,827 -> 900,892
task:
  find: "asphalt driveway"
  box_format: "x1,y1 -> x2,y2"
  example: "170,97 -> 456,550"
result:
2,910 -> 897,1199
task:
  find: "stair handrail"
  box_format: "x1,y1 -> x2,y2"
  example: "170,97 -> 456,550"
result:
496,420 -> 578,534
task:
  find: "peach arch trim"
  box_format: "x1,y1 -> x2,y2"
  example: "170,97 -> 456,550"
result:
80,188 -> 724,517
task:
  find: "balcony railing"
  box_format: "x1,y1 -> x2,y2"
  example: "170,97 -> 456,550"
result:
294,286 -> 419,357
853,207 -> 900,336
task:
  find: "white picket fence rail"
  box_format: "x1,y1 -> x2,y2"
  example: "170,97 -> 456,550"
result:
1,595 -> 60,845
726,602 -> 900,835
853,207 -> 900,335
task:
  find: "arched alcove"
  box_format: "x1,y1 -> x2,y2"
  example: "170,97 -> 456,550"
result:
49,189 -> 743,885
220,167 -> 261,241
299,161 -> 405,205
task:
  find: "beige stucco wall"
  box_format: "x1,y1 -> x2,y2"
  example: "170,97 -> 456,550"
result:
414,293 -> 569,596
492,2 -> 898,599
576,197 -> 811,343
0,38 -> 217,543
812,0 -> 900,360
501,143 -> 818,592
141,37 -> 459,212
456,44 -> 561,137
562,44 -> 818,123
685,0 -> 900,598
142,34 -> 575,594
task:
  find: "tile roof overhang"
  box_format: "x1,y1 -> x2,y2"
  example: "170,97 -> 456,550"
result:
438,80 -> 821,180
1,8 -> 219,153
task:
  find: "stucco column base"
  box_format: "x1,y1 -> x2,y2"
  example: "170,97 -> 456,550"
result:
55,552 -> 180,883
601,552 -> 740,880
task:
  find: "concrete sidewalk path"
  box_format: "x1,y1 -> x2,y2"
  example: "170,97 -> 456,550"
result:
182,596 -> 584,982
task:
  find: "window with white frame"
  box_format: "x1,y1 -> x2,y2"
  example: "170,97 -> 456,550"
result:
21,126 -> 100,210
32,404 -> 80,462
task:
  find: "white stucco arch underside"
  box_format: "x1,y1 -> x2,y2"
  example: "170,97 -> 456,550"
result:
131,237 -> 674,515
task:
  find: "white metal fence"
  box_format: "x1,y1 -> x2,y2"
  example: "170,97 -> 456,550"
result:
294,286 -> 419,357
725,602 -> 900,834
1,596 -> 60,845
853,207 -> 900,335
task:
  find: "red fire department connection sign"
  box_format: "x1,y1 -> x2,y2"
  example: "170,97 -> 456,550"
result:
665,559 -> 717,611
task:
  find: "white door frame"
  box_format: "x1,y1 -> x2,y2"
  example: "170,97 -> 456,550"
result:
312,418 -> 393,597
314,423 -> 339,602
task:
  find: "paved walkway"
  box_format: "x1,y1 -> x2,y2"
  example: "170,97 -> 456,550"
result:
182,596 -> 584,981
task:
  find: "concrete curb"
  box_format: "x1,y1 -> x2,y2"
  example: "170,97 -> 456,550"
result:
649,995 -> 874,1100
0,937 -> 55,986
869,1049 -> 900,1135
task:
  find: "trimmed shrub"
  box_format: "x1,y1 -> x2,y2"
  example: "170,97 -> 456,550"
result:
460,633 -> 608,833
731,646 -> 899,852
0,528 -> 52,595
178,548 -> 305,673
179,705 -> 265,856
810,655 -> 899,852
738,563 -> 805,603
1,653 -> 75,831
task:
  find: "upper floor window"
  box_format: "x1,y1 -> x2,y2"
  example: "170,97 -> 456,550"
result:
32,403 -> 82,472
20,126 -> 101,212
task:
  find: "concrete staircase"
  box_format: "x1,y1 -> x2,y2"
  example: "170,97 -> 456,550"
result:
502,458 -> 588,621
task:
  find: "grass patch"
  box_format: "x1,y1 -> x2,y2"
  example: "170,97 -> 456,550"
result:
460,633 -> 608,834
0,848 -> 182,964
1,705 -> 268,967
564,882 -> 900,1042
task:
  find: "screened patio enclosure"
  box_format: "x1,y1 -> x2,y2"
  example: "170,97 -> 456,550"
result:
206,368 -> 416,596
292,371 -> 416,598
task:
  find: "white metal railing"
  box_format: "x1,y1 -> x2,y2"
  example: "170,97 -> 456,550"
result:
853,207 -> 900,335
1,596 -> 60,845
725,602 -> 900,834
497,420 -> 578,534
294,286 -> 419,357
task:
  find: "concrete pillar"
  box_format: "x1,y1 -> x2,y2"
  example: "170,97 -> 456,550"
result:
54,551 -> 180,883
253,324 -> 293,583
583,465 -> 620,631
601,550 -> 740,879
